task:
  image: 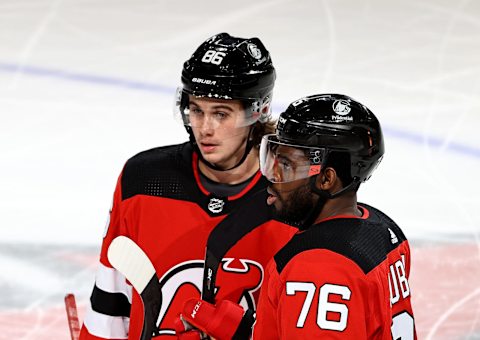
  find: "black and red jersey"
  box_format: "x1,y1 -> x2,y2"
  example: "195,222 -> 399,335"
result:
80,142 -> 297,340
253,204 -> 416,339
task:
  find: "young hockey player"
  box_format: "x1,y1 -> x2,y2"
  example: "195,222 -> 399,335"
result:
79,33 -> 296,340
177,94 -> 416,339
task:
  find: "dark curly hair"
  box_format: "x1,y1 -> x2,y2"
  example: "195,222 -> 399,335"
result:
251,119 -> 276,148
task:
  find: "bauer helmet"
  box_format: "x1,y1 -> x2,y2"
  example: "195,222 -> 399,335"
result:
175,32 -> 276,129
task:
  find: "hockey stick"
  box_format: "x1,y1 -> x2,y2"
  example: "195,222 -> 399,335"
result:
64,293 -> 80,340
202,189 -> 272,304
107,236 -> 162,340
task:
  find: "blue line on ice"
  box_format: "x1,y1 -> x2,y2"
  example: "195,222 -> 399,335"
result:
1,62 -> 479,160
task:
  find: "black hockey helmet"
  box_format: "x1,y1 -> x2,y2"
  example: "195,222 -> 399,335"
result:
260,94 -> 384,191
175,33 -> 276,171
175,32 -> 276,128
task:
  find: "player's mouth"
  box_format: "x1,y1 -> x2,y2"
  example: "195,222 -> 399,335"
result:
199,142 -> 219,153
266,187 -> 277,206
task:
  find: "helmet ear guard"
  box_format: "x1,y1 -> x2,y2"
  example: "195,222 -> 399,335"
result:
256,95 -> 273,123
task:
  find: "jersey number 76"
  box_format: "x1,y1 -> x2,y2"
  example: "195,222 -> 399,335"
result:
286,281 -> 415,338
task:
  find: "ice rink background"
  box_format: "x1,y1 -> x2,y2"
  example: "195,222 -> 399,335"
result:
1,0 -> 479,338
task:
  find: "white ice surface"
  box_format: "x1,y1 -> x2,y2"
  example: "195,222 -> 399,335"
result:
2,0 -> 479,246
1,1 -> 480,339
0,1 -> 479,243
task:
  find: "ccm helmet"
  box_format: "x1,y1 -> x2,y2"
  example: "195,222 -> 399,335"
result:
175,32 -> 276,129
260,94 -> 384,194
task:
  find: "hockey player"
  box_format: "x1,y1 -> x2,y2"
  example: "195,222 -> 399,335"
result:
177,94 -> 416,339
79,33 -> 297,340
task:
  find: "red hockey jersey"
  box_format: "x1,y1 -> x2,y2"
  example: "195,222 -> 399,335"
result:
80,143 -> 297,339
253,204 -> 416,339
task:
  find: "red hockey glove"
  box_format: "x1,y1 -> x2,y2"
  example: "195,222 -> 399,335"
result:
174,299 -> 255,340
174,315 -> 210,340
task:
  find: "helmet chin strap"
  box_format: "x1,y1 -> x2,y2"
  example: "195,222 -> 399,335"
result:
188,125 -> 256,172
309,174 -> 361,199
298,175 -> 360,230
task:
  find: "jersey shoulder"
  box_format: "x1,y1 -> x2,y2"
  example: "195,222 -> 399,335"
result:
121,142 -> 195,201
274,204 -> 407,275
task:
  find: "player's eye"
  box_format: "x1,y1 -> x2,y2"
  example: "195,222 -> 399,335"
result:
214,111 -> 228,120
278,158 -> 293,171
190,107 -> 203,115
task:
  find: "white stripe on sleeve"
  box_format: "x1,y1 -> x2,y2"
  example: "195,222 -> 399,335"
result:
95,262 -> 133,303
83,302 -> 130,339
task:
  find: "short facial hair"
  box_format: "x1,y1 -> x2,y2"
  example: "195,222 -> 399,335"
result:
273,182 -> 326,228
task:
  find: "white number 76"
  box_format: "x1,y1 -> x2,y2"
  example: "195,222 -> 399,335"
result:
286,282 -> 351,331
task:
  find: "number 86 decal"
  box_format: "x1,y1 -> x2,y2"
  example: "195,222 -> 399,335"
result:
201,50 -> 226,65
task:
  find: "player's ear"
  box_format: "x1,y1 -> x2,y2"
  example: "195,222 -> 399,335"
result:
317,168 -> 337,191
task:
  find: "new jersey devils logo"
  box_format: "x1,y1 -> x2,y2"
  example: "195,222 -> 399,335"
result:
155,258 -> 264,336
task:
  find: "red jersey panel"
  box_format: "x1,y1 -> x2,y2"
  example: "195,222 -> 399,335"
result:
80,143 -> 297,339
253,204 -> 416,339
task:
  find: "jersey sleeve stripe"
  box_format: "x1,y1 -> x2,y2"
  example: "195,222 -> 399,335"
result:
83,302 -> 130,339
95,262 -> 133,302
90,285 -> 131,317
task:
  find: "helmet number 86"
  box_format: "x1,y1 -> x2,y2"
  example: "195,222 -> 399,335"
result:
201,50 -> 226,65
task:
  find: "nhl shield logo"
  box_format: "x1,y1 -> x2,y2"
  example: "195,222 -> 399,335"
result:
332,99 -> 351,115
208,197 -> 225,213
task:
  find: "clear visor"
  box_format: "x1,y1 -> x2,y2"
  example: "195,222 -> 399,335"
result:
173,87 -> 270,130
260,134 -> 328,183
